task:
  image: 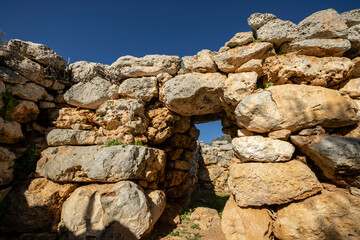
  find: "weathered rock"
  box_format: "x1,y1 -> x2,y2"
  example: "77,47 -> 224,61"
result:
237,128 -> 255,137
297,8 -> 348,39
222,72 -> 257,108
268,129 -> 291,140
64,76 -> 118,109
0,66 -> 28,84
235,59 -> 263,78
350,57 -> 360,78
38,101 -> 56,108
60,181 -> 165,239
279,38 -> 351,57
36,145 -> 166,183
118,76 -> 158,102
53,108 -> 95,129
247,13 -> 277,31
156,72 -> 172,86
263,55 -> 353,86
10,100 -> 39,123
228,160 -> 322,207
94,99 -> 148,135
182,50 -> 217,73
0,117 -> 24,143
46,129 -> 97,146
190,207 -> 221,230
225,32 -> 254,48
291,135 -> 360,187
160,73 -> 226,116
0,146 -> 16,185
341,9 -> 360,27
213,42 -> 274,73
6,82 -> 53,101
255,19 -> 299,47
221,195 -> 272,240
69,61 -> 110,83
340,78 -> 360,98
298,125 -> 326,136
232,136 -> 295,162
1,178 -> 77,233
144,189 -> 167,235
235,85 -> 359,133
346,24 -> 360,58
273,188 -> 360,240
146,107 -> 176,144
110,55 -> 180,78
8,39 -> 66,69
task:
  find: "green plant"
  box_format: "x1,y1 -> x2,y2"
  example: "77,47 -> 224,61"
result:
180,208 -> 194,221
180,60 -> 189,73
169,231 -> 179,236
12,143 -> 39,180
191,224 -> 200,230
264,82 -> 274,88
253,39 -> 261,43
99,115 -> 104,120
212,180 -> 216,187
274,53 -> 286,56
0,91 -> 19,120
134,140 -> 147,147
106,139 -> 122,147
194,233 -> 204,239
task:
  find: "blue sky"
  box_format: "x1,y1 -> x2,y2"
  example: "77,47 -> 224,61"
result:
1,0 -> 358,142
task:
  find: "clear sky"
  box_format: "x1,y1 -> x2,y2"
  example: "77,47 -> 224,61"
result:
1,0 -> 358,142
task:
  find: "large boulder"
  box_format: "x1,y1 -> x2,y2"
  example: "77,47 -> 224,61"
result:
110,55 -> 180,79
291,135 -> 360,187
10,99 -> 39,123
182,50 -> 217,73
263,55 -> 353,87
232,136 -> 295,162
1,178 -> 77,233
0,117 -> 24,143
69,61 -> 111,83
341,9 -> 360,27
64,76 -> 118,109
213,42 -> 274,73
60,181 -> 165,239
46,129 -> 97,146
279,38 -> 351,57
0,146 -> 16,185
6,82 -> 53,102
297,9 -> 348,39
346,24 -> 360,58
118,76 -> 158,102
159,73 -> 226,116
221,195 -> 272,240
36,145 -> 166,183
224,32 -> 254,48
235,85 -> 359,133
8,39 -> 66,69
0,66 -> 28,84
273,188 -> 360,240
228,160 -> 322,207
247,13 -> 277,31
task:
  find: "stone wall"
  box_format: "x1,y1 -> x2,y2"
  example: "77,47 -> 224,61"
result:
0,7 -> 360,240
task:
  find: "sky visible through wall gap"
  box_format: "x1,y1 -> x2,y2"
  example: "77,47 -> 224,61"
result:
195,120 -> 224,144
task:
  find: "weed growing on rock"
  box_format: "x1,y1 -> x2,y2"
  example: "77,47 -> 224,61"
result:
106,140 -> 122,147
169,231 -> 179,236
253,39 -> 262,43
191,224 -> 200,230
265,82 -> 274,88
0,91 -> 19,121
134,140 -> 148,147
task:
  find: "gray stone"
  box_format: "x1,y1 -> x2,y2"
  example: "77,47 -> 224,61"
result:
341,9 -> 360,27
6,82 -> 53,102
46,129 -> 97,146
225,31 -> 254,48
36,145 -> 166,183
232,136 -> 295,162
235,59 -> 263,78
182,50 -> 217,73
69,61 -> 111,83
346,24 -> 360,58
118,76 -> 158,102
247,13 -> 277,31
0,66 -> 28,84
64,76 -> 118,109
159,73 -> 226,116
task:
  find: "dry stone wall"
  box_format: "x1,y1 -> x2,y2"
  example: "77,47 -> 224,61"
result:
0,7 -> 360,240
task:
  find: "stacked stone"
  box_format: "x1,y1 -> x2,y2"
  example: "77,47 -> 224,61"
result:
197,140 -> 233,192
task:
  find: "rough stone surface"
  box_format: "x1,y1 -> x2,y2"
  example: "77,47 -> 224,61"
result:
247,13 -> 277,31
213,42 -> 274,73
222,195 -> 272,240
340,78 -> 360,98
60,181 -> 165,239
222,72 -> 257,108
228,160 -> 322,207
273,189 -> 360,240
64,77 -> 118,109
1,178 -> 77,233
53,108 -> 95,129
268,129 -> 291,140
36,145 -> 166,183
0,146 -> 16,185
346,25 -> 360,58
6,82 -> 53,102
94,99 -> 147,135
341,9 -> 360,27
182,50 -> 217,73
46,129 -> 97,146
291,135 -> 360,187
263,55 -> 353,86
0,117 -> 24,143
160,73 -> 226,116
297,9 -> 348,39
118,76 -> 158,102
8,39 -> 66,68
235,59 -> 263,78
225,32 -> 254,48
190,207 -> 221,230
11,100 -> 39,123
69,61 -> 110,83
256,19 -> 299,47
235,85 -> 359,133
232,136 -> 295,162
0,66 -> 28,84
110,55 -> 180,78
279,38 -> 351,57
